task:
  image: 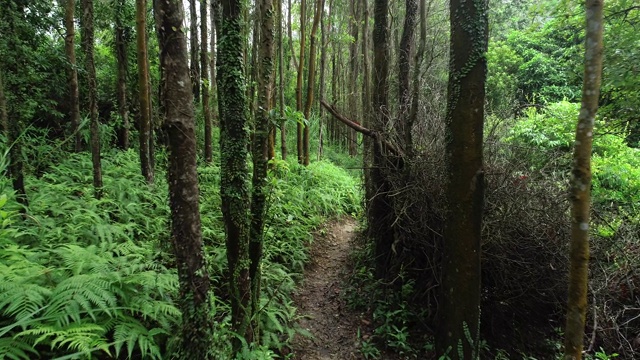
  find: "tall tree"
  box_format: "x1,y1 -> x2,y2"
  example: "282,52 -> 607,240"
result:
63,0 -> 82,152
154,0 -> 213,358
564,0 -> 604,358
408,0 -> 427,157
302,0 -> 324,165
201,0 -> 213,164
249,0 -> 274,335
190,0 -> 200,103
81,0 -> 103,198
398,0 -> 417,157
210,0 -> 219,124
278,0 -> 287,160
436,0 -> 488,357
115,0 -> 130,150
137,0 -> 154,184
347,0 -> 359,157
219,0 -> 252,349
296,0 -> 307,163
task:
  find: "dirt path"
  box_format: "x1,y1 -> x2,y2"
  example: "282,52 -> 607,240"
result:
290,218 -> 366,360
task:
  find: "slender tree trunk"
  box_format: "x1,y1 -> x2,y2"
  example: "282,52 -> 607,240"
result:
250,0 -> 274,337
137,0 -> 154,184
564,1 -> 603,359
399,0 -> 417,157
302,0 -> 323,166
81,0 -> 103,198
201,0 -> 213,164
436,0 -> 487,357
211,0 -> 220,125
64,0 -> 83,152
348,0 -> 360,157
318,0 -> 330,160
296,0 -> 307,164
287,0 -> 299,70
278,0 -> 287,160
154,1 -> 213,358
361,0 -> 370,127
115,0 -> 130,150
190,0 -> 201,103
219,0 -> 252,349
408,0 -> 427,158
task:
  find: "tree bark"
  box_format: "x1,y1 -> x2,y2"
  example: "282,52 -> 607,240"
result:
250,0 -> 274,337
408,0 -> 427,158
219,0 -> 252,349
296,0 -> 307,164
348,0 -> 360,157
154,1 -> 213,358
81,0 -> 103,198
436,0 -> 487,357
398,0 -> 417,158
190,0 -> 200,103
210,0 -> 220,125
63,0 -> 83,152
278,0 -> 287,160
564,1 -> 604,359
201,0 -> 213,164
137,0 -> 154,184
302,0 -> 324,166
115,0 -> 130,150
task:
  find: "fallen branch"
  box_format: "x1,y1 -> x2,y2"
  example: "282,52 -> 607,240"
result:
320,100 -> 403,157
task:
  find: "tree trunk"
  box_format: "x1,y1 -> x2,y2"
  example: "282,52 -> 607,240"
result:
278,0 -> 287,160
348,0 -> 360,157
360,0 -> 370,127
302,0 -> 323,166
115,0 -> 130,150
250,0 -> 274,337
154,1 -> 213,358
81,0 -> 103,198
201,0 -> 213,164
190,0 -> 200,104
398,0 -> 417,158
219,0 -> 252,349
296,0 -> 306,164
211,0 -> 220,125
436,0 -> 487,357
408,0 -> 427,158
318,0 -> 330,160
564,1 -> 603,359
287,0 -> 299,70
63,0 -> 83,152
137,0 -> 154,184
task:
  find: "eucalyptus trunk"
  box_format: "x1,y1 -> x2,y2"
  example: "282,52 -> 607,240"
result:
219,0 -> 252,349
81,0 -> 103,198
63,0 -> 82,152
154,1 -> 213,358
564,0 -> 604,358
436,0 -> 488,357
136,0 -> 154,184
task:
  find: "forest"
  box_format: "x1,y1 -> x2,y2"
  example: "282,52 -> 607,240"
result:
0,0 -> 638,359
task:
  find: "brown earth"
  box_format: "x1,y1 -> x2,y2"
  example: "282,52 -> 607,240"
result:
290,218 -> 399,360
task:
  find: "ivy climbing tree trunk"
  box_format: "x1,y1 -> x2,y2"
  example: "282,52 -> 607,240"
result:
296,0 -> 307,164
136,0 -> 154,184
201,0 -> 213,164
302,0 -> 324,166
63,0 -> 82,152
249,0 -> 274,336
115,0 -> 130,150
219,0 -> 252,350
436,0 -> 488,357
190,0 -> 200,103
81,0 -> 103,198
564,0 -> 604,359
154,1 -> 213,358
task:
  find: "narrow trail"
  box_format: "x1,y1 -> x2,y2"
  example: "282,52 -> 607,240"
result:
290,218 -> 368,360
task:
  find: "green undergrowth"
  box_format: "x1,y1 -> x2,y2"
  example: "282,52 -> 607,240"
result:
0,147 -> 361,359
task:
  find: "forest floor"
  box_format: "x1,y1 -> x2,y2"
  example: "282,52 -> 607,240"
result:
290,217 -> 399,360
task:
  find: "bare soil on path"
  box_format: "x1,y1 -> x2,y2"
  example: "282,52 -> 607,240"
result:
290,217 -> 364,360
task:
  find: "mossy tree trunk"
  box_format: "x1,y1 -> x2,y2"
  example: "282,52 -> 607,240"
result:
249,0 -> 274,336
219,0 -> 252,350
201,0 -> 213,164
302,0 -> 324,166
563,1 -> 603,359
81,0 -> 103,198
63,0 -> 82,153
115,0 -> 130,150
436,0 -> 488,357
154,0 -> 213,358
136,0 -> 154,184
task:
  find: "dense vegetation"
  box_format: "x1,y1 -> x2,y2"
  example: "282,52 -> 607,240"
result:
0,0 -> 638,358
